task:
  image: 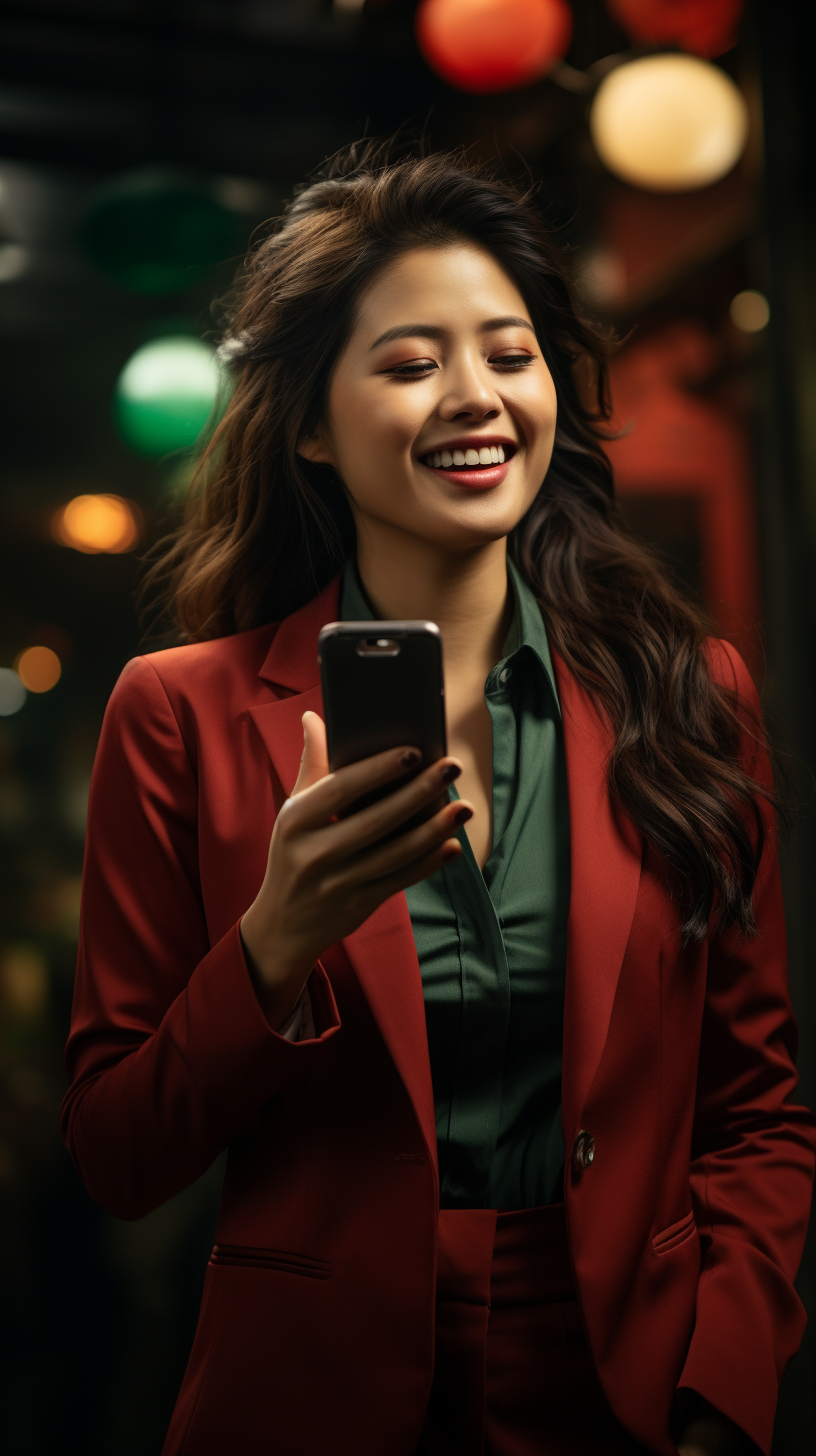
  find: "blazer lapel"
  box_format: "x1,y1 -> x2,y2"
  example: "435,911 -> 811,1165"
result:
247,578 -> 439,1178
554,650 -> 643,1142
332,898 -> 440,1179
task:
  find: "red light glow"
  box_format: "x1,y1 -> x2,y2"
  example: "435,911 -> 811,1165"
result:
415,0 -> 573,96
605,0 -> 743,59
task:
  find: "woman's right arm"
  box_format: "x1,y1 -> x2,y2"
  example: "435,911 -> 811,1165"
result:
62,660 -> 467,1220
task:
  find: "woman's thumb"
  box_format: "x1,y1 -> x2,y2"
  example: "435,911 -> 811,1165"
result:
292,710 -> 329,795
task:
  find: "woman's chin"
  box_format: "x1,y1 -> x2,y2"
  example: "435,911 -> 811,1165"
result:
422,506 -> 529,552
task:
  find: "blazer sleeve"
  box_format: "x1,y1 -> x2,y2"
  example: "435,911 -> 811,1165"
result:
61,655 -> 340,1222
676,641 -> 816,1455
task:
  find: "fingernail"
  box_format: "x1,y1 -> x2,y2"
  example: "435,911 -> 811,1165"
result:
441,763 -> 461,784
400,749 -> 421,768
454,806 -> 473,826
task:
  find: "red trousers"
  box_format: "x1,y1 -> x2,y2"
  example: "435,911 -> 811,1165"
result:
416,1203 -> 648,1456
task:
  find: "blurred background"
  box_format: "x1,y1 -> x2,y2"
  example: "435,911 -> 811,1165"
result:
0,1 -> 814,1451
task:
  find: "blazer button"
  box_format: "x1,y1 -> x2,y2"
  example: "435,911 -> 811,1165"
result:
572,1130 -> 595,1172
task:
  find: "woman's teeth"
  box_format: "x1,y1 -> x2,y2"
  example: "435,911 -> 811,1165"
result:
425,444 -> 506,469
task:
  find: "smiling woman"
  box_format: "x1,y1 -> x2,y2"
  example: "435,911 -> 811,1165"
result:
299,249 -> 553,514
63,143 -> 814,1456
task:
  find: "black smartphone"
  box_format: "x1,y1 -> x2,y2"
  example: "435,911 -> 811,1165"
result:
317,620 -> 447,826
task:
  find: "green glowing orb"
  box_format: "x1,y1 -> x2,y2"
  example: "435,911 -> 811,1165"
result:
82,171 -> 246,294
114,336 -> 222,457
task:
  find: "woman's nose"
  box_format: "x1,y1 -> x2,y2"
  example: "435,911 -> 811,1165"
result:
438,358 -> 503,422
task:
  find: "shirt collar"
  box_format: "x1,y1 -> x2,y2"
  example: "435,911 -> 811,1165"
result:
339,553 -> 560,714
502,556 -> 560,712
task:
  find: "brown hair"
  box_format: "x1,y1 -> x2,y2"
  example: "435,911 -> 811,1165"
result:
142,141 -> 777,943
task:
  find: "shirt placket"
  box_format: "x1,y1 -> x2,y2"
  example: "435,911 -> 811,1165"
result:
440,654 -> 519,1207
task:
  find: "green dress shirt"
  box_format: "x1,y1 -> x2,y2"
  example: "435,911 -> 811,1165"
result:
339,556 -> 569,1210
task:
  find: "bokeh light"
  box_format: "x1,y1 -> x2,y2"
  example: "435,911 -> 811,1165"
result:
81,169 -> 246,294
0,944 -> 49,1018
415,0 -> 572,95
114,335 -> 221,456
729,289 -> 770,332
590,54 -> 748,192
14,646 -> 62,694
0,242 -> 30,282
0,667 -> 26,716
52,493 -> 140,554
605,0 -> 743,59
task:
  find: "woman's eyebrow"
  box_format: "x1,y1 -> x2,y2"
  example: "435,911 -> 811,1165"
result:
481,316 -> 536,335
369,316 -> 536,350
369,324 -> 444,350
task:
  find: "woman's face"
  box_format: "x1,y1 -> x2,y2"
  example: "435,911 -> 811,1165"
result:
298,243 -> 558,553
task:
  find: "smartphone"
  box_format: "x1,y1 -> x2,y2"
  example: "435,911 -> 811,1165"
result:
317,620 -> 447,826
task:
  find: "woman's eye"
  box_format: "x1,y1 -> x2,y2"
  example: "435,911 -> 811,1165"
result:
386,360 -> 439,378
382,353 -> 534,378
491,353 -> 535,369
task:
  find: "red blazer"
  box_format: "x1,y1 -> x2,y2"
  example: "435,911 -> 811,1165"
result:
62,574 -> 815,1456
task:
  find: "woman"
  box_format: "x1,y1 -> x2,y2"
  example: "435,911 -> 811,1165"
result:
62,145 -> 815,1456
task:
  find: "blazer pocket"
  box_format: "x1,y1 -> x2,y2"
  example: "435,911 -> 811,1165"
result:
652,1210 -> 696,1256
209,1244 -> 332,1280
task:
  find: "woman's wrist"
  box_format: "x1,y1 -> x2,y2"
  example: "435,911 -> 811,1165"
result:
239,911 -> 314,1031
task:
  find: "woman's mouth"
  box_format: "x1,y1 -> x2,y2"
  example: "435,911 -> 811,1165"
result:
419,442 -> 516,490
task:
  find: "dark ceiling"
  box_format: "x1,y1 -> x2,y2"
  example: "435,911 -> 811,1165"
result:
0,0 -> 626,178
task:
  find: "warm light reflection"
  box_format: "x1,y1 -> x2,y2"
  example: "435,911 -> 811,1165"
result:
590,54 -> 748,192
729,290 -> 770,333
52,493 -> 140,554
14,646 -> 62,694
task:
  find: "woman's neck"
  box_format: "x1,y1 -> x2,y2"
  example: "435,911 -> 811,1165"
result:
355,531 -> 512,688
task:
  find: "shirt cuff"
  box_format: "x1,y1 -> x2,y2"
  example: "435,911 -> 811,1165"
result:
275,983 -> 316,1042
268,959 -> 336,1044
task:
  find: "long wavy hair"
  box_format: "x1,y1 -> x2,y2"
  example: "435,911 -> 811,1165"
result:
141,141 -> 777,943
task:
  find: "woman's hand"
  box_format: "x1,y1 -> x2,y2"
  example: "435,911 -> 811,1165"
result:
240,710 -> 470,1029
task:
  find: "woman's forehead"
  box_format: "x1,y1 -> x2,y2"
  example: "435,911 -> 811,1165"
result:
352,243 -> 532,341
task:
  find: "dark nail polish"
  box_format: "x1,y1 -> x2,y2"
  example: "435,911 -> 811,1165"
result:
400,749 -> 421,768
441,763 -> 462,784
454,806 -> 473,826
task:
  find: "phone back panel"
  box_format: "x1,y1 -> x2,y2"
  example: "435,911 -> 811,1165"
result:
318,621 -> 446,772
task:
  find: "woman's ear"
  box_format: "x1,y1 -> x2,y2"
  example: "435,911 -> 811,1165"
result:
296,430 -> 334,466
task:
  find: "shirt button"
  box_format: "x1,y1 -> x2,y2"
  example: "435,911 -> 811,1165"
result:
572,1130 -> 595,1172
499,667 -> 512,683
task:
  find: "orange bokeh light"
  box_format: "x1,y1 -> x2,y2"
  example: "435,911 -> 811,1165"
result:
52,493 -> 140,554
14,646 -> 62,694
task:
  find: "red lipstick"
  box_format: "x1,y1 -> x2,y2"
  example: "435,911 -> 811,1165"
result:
425,460 -> 510,489
418,436 -> 517,491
